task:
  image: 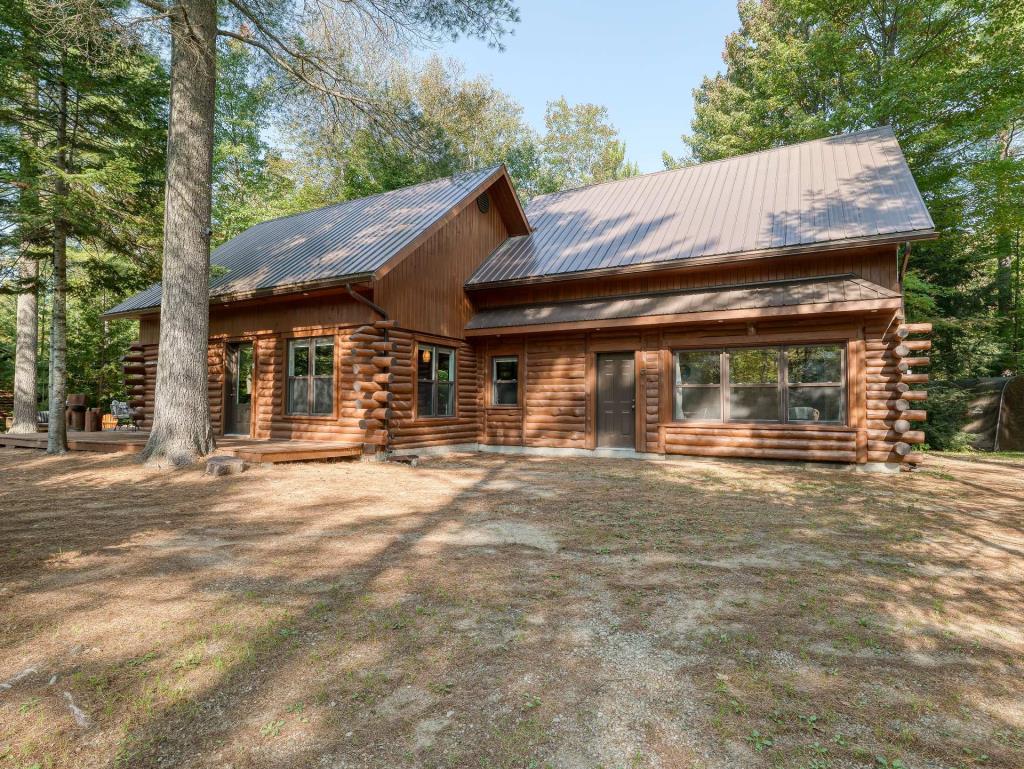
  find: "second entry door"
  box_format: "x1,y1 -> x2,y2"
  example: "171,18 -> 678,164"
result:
596,352 -> 635,449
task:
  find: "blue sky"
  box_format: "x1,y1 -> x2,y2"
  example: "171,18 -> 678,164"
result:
438,0 -> 741,173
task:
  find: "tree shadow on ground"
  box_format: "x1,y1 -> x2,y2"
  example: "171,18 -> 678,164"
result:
0,448 -> 1022,768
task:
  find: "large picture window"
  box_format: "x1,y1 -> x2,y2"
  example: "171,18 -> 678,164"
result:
492,357 -> 519,406
287,336 -> 335,415
417,344 -> 456,417
673,344 -> 845,424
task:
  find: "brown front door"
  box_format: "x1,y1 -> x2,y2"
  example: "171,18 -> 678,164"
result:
225,342 -> 253,436
596,352 -> 635,449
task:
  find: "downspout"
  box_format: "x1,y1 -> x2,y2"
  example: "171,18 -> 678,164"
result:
345,283 -> 388,320
346,283 -> 391,457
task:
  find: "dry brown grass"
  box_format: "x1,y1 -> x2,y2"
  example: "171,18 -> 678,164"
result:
0,448 -> 1022,769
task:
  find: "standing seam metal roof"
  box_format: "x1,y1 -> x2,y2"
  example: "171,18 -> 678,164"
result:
106,165 -> 502,315
467,127 -> 934,286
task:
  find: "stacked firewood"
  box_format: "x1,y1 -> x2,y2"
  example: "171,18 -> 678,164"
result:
865,322 -> 931,466
349,319 -> 396,453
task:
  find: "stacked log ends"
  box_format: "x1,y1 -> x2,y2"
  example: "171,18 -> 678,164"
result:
349,320 -> 394,454
866,323 -> 931,468
123,341 -> 150,412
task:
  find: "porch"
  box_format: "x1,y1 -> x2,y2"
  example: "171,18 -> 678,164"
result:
0,430 -> 364,464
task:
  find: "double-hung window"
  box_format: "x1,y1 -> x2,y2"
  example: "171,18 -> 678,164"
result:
417,344 -> 456,417
287,336 -> 335,415
673,344 -> 845,424
491,357 -> 519,406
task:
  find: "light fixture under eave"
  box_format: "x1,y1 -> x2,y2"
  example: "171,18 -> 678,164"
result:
422,349 -> 431,363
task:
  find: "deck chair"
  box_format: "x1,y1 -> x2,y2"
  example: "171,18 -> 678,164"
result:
109,400 -> 139,431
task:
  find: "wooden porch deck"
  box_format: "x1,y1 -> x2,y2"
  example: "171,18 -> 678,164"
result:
0,430 -> 364,464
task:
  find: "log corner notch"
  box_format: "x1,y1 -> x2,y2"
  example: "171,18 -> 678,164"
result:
349,319 -> 398,455
122,340 -> 148,418
866,322 -> 932,469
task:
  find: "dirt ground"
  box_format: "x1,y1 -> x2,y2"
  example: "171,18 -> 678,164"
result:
1,448 -> 1022,769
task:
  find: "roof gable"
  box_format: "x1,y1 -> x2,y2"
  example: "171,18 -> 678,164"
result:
106,165 -> 524,317
467,127 -> 935,287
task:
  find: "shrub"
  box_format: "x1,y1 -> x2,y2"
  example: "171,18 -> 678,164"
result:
922,384 -> 977,451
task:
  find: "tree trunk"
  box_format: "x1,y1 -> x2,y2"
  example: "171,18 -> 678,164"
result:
141,0 -> 217,467
10,257 -> 39,433
11,78 -> 40,435
47,74 -> 69,455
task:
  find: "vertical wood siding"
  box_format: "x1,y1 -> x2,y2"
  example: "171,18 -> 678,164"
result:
468,247 -> 900,310
375,185 -> 510,339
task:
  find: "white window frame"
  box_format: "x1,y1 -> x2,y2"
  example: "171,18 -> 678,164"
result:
491,356 -> 519,407
672,344 -> 846,425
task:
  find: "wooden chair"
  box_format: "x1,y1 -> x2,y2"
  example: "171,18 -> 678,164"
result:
109,400 -> 139,431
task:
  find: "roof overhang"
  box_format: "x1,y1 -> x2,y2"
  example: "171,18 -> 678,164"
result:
465,275 -> 902,337
101,274 -> 375,320
465,230 -> 936,291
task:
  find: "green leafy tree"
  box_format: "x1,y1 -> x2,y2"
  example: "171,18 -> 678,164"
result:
538,98 -> 638,193
288,56 -> 541,201
677,0 -> 1024,379
211,36 -> 318,245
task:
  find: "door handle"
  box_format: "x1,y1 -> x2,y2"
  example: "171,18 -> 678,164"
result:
631,400 -> 636,411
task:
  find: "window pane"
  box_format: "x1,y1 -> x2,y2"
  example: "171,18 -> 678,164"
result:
676,386 -> 722,420
676,351 -> 720,385
314,339 -> 334,377
418,381 -> 434,416
418,346 -> 434,381
437,382 -> 454,416
729,349 -> 779,384
287,377 -> 308,415
237,346 -> 253,404
289,340 -> 309,377
494,358 -> 517,382
494,381 -> 518,406
788,386 -> 843,422
436,348 -> 454,382
730,386 -> 780,421
787,346 -> 842,384
313,377 -> 333,415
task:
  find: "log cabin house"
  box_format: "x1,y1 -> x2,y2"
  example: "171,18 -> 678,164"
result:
105,127 -> 936,469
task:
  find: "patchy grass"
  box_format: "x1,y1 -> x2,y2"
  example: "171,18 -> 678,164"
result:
0,449 -> 1022,768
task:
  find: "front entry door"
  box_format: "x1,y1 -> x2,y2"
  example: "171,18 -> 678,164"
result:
596,352 -> 636,449
225,342 -> 253,436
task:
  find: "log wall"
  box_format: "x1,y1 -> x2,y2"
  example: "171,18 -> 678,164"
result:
464,311 -> 927,468
523,336 -> 587,449
388,329 -> 481,450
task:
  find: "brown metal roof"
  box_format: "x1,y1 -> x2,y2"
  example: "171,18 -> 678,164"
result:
468,127 -> 935,287
465,275 -> 901,333
106,165 -> 507,316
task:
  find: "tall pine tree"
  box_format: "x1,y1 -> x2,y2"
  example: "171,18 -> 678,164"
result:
676,0 -> 1024,378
